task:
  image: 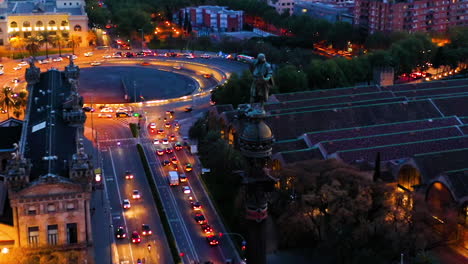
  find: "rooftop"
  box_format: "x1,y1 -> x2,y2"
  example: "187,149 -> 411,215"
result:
22,69 -> 81,181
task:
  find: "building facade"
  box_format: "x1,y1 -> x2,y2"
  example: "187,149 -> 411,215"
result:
2,59 -> 94,263
294,1 -> 354,23
268,0 -> 296,15
354,0 -> 468,34
0,0 -> 89,47
184,6 -> 243,32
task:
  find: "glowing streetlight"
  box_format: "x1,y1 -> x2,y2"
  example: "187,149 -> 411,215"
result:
1,247 -> 9,254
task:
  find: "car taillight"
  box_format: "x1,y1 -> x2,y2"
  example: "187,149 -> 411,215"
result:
132,239 -> 135,242
143,231 -> 146,235
149,231 -> 152,234
123,234 -> 126,237
117,235 -> 120,238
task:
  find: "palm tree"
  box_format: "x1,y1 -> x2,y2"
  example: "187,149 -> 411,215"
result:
0,87 -> 15,119
13,90 -> 28,119
25,35 -> 40,56
37,31 -> 52,58
52,34 -> 65,57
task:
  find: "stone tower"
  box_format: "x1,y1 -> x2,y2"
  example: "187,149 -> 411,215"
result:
238,108 -> 276,264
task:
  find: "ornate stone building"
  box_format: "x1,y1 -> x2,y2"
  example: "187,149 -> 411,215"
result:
0,0 -> 89,47
3,59 -> 94,263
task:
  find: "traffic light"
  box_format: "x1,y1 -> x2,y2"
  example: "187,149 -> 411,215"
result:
133,113 -> 140,117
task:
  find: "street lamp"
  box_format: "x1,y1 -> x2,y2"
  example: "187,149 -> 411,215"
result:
139,29 -> 144,50
1,247 -> 9,254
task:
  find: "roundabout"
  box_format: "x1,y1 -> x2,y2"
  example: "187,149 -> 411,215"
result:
79,65 -> 198,104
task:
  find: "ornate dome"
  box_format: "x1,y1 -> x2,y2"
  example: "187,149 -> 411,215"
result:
240,119 -> 274,158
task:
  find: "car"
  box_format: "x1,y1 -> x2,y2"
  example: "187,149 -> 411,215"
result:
183,186 -> 191,194
191,201 -> 202,210
157,129 -> 165,135
103,55 -> 112,59
52,57 -> 63,62
174,142 -> 183,151
164,122 -> 171,128
184,163 -> 193,172
84,52 -> 94,57
162,138 -> 169,145
165,148 -> 173,154
141,224 -> 152,236
141,61 -> 151,66
183,53 -> 194,59
115,226 -> 127,239
11,78 -> 20,83
162,160 -> 170,166
179,174 -> 187,182
124,171 -> 134,180
169,134 -> 176,141
200,54 -> 211,59
156,149 -> 165,156
194,213 -> 207,224
98,113 -> 112,118
184,107 -> 193,112
132,190 -> 141,199
82,106 -> 95,112
131,231 -> 141,244
0,70 -> 4,75
116,112 -> 130,117
149,123 -> 157,129
170,156 -> 178,164
13,66 -> 22,71
90,61 -> 101,66
18,61 -> 28,67
125,52 -> 134,58
153,139 -> 160,145
68,55 -> 78,60
174,122 -> 180,129
122,199 -> 131,209
112,53 -> 122,58
172,164 -> 179,171
100,107 -> 114,113
40,59 -> 51,64
206,235 -> 219,246
201,224 -> 213,235
166,110 -> 175,115
203,73 -> 212,79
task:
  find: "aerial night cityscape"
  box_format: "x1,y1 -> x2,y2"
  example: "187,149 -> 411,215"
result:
0,0 -> 467,263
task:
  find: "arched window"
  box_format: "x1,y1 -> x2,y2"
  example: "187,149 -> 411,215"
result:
74,25 -> 81,32
10,21 -> 17,28
61,20 -> 68,26
23,21 -> 31,27
48,20 -> 56,26
36,21 -> 43,27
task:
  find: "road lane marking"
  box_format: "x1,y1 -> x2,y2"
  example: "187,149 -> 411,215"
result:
109,148 -> 135,264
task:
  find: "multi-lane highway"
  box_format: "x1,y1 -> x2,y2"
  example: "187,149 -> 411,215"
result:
86,96 -> 242,264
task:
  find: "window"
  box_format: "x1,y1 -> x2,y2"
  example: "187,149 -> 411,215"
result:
27,205 -> 37,215
36,21 -> 43,27
66,202 -> 75,211
23,21 -> 30,27
66,223 -> 77,244
47,225 -> 58,245
28,226 -> 39,247
74,25 -> 81,32
61,20 -> 68,26
47,204 -> 56,213
49,20 -> 56,26
10,21 -> 17,28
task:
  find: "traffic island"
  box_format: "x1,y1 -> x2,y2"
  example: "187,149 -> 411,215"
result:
136,143 -> 182,264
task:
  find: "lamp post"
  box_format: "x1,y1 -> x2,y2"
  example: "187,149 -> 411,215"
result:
139,29 -> 144,50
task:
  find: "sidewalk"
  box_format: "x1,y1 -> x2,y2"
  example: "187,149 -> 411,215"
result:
90,189 -> 112,264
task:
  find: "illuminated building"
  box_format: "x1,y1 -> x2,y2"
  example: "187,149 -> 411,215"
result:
0,0 -> 88,47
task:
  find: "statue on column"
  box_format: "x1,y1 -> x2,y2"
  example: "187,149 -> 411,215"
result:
250,53 -> 274,110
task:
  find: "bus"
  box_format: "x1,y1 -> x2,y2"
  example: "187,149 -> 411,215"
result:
236,54 -> 255,63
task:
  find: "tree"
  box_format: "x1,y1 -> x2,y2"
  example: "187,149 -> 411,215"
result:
51,34 -> 65,57
210,71 -> 252,107
87,31 -> 98,46
25,36 -> 40,57
9,36 -> 25,59
37,31 -> 52,58
273,159 -> 437,263
13,90 -> 28,119
328,21 -> 354,50
1,87 -> 15,119
275,64 -> 308,93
